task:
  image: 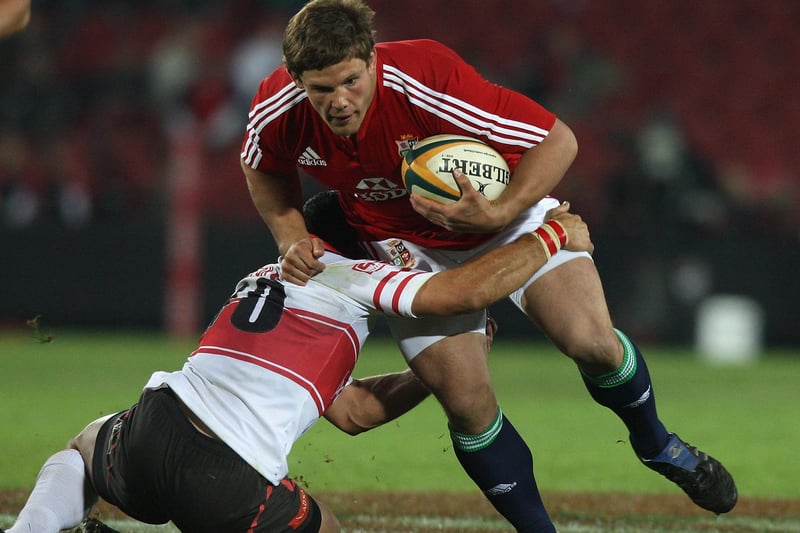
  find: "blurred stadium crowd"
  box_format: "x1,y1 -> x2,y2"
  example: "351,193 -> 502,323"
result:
1,0 -> 798,234
1,0 -> 798,343
0,0 -> 291,228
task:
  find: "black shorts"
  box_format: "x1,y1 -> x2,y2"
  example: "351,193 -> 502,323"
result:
92,387 -> 322,533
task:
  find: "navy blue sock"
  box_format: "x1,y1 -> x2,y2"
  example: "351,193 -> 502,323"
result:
450,408 -> 555,533
581,329 -> 670,459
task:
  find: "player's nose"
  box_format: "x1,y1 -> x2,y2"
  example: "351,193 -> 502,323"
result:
330,89 -> 349,110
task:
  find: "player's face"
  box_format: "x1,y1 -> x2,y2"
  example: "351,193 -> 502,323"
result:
294,52 -> 377,137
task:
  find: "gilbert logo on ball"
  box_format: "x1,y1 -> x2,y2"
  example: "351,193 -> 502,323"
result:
401,134 -> 510,204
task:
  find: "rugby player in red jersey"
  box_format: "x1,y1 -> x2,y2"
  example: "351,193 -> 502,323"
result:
240,1 -> 737,529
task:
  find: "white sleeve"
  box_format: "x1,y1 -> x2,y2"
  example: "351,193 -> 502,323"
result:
311,260 -> 436,318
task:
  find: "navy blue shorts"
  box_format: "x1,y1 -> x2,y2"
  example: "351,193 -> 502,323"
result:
92,387 -> 322,532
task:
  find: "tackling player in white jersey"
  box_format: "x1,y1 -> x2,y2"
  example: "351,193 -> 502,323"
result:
4,194 -> 591,533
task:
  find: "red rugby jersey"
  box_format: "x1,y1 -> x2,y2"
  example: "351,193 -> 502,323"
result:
242,39 -> 556,250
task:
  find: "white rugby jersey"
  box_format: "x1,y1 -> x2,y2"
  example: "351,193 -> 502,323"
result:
144,250 -> 435,484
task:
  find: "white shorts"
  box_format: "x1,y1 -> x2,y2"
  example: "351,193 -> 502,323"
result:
363,197 -> 592,362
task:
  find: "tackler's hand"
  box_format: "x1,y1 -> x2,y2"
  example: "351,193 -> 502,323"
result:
543,202 -> 594,254
485,313 -> 499,352
280,236 -> 326,285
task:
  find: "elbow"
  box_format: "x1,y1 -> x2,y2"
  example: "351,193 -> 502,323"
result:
340,424 -> 370,437
339,426 -> 362,436
548,118 -> 578,168
325,387 -> 383,436
568,134 -> 578,165
1,12 -> 30,37
336,413 -> 378,436
561,121 -> 579,164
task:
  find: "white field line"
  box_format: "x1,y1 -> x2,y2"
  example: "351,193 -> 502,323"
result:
2,513 -> 799,532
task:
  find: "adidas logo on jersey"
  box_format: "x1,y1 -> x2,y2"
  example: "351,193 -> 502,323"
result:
298,146 -> 327,167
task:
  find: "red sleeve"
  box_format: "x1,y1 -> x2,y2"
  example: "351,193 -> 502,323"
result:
240,67 -> 303,178
386,39 -> 557,171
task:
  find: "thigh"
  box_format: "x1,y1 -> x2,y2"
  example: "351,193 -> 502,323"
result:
92,388 -> 324,532
387,311 -> 487,363
70,412 -> 117,483
408,332 -> 497,433
170,466 -> 323,533
241,479 -> 324,533
522,256 -> 622,371
91,391 -> 176,525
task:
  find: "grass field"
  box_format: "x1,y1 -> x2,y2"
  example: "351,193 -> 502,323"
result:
1,330 -> 799,531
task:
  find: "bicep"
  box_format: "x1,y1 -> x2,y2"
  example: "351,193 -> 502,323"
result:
242,161 -> 301,200
410,271 -> 489,317
315,263 -> 434,319
513,118 -> 577,180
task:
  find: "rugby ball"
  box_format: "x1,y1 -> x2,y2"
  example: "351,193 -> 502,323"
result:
401,134 -> 510,204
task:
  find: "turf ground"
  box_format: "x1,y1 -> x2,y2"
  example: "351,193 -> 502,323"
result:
1,331 -> 798,531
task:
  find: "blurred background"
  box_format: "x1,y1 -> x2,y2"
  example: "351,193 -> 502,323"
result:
1,0 -> 798,349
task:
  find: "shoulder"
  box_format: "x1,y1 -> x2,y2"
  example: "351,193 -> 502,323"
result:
314,259 -> 435,318
376,39 -> 477,100
247,66 -> 308,124
377,39 -> 467,71
242,66 -> 313,167
379,39 -> 460,56
253,65 -> 295,95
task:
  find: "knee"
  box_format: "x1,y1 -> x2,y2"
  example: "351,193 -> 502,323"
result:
68,427 -> 91,453
409,334 -> 498,433
418,370 -> 497,432
436,381 -> 498,433
557,326 -> 623,371
68,413 -> 116,470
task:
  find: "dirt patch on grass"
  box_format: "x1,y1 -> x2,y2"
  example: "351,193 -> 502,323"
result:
2,488 -> 798,532
317,490 -> 799,517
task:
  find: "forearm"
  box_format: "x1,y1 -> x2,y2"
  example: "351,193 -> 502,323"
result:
413,233 -> 548,316
242,161 -> 307,254
494,118 -> 577,224
412,210 -> 581,316
324,370 -> 430,435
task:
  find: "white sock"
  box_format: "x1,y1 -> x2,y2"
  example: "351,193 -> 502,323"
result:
7,449 -> 90,533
